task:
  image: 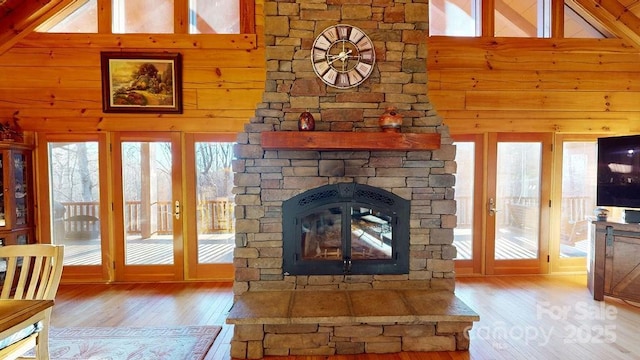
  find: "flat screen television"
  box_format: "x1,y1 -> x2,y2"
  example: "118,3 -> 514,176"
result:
597,134 -> 640,208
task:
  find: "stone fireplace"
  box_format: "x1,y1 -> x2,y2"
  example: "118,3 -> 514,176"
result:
226,0 -> 479,358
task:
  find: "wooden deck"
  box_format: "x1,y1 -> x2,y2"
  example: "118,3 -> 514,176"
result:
61,234 -> 235,266
60,228 -> 584,266
454,226 -> 588,260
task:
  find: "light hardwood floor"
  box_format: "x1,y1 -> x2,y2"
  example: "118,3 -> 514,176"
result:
51,275 -> 640,360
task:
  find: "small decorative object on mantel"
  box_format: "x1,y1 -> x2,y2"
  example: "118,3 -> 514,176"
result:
378,106 -> 403,133
298,111 -> 315,131
0,120 -> 23,142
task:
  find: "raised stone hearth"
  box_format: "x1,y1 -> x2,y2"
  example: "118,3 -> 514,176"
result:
227,0 -> 479,358
227,289 -> 478,357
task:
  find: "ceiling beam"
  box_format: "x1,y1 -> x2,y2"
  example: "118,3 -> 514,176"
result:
0,0 -> 79,56
570,0 -> 640,47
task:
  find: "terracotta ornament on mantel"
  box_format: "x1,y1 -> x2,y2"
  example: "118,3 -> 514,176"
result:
378,107 -> 403,133
298,111 -> 315,131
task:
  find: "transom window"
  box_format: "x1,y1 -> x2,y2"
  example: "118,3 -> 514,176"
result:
429,0 -> 612,39
37,0 -> 247,34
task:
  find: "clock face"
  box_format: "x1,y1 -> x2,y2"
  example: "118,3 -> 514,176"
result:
311,24 -> 376,89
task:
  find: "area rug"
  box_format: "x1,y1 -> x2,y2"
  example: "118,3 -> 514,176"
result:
34,326 -> 221,360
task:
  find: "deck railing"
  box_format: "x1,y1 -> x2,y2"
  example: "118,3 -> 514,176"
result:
455,196 -> 592,228
59,199 -> 234,238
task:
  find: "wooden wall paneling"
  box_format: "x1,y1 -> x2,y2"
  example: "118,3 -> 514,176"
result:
430,49 -> 640,72
429,69 -> 640,91
427,36 -> 640,136
13,111 -> 255,133
195,89 -> 263,110
464,90 -> 640,112
185,68 -> 265,89
17,33 -> 258,50
0,32 -> 265,133
428,90 -> 466,110
0,66 -> 100,88
442,117 -> 634,134
428,37 -> 637,56
440,109 -> 640,121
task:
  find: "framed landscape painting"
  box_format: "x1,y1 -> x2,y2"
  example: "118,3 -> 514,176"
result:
101,52 -> 183,113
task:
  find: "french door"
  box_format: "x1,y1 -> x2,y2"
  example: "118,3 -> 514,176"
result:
112,132 -> 183,282
39,131 -> 235,282
453,133 -> 552,275
112,132 -> 236,282
38,133 -> 110,282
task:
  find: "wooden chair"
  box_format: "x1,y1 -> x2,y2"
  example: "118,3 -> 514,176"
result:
0,244 -> 64,360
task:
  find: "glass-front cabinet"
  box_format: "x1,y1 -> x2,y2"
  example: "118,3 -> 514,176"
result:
0,143 -> 34,246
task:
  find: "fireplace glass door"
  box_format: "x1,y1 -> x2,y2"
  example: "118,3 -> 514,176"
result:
284,183 -> 409,276
300,206 -> 393,262
350,206 -> 393,260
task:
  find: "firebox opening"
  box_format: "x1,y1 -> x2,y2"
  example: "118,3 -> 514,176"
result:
282,183 -> 410,275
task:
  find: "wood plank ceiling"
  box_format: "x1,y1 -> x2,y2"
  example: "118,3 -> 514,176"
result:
1,0 -> 640,48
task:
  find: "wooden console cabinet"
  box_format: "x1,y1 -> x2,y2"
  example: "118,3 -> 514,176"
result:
588,220 -> 640,302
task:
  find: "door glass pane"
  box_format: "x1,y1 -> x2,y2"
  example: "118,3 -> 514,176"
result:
13,153 -> 29,226
48,142 -> 101,265
122,142 -> 174,265
560,141 -> 597,258
496,142 -> 541,259
429,0 -> 478,36
454,142 -> 474,260
194,142 -> 235,264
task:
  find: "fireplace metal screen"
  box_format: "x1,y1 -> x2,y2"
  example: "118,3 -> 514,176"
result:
282,183 -> 410,275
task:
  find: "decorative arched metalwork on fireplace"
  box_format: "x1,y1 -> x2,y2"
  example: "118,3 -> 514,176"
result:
282,183 -> 410,275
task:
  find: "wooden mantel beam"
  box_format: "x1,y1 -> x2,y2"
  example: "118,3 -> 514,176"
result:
261,131 -> 442,151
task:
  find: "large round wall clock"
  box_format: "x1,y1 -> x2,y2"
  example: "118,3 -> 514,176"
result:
311,24 -> 376,89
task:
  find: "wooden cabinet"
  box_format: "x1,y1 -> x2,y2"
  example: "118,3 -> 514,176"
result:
0,143 -> 34,246
588,220 -> 640,302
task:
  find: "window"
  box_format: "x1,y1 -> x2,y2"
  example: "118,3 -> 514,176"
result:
429,0 -> 613,39
37,0 -> 247,34
189,0 -> 240,34
494,0 -> 550,38
112,0 -> 174,34
559,141 -> 597,258
429,0 -> 479,37
37,0 -> 98,33
564,5 -> 609,38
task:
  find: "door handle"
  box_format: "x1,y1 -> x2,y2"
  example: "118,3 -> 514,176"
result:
174,200 -> 180,220
488,198 -> 499,216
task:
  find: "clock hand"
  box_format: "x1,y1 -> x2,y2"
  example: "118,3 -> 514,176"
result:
327,50 -> 352,65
